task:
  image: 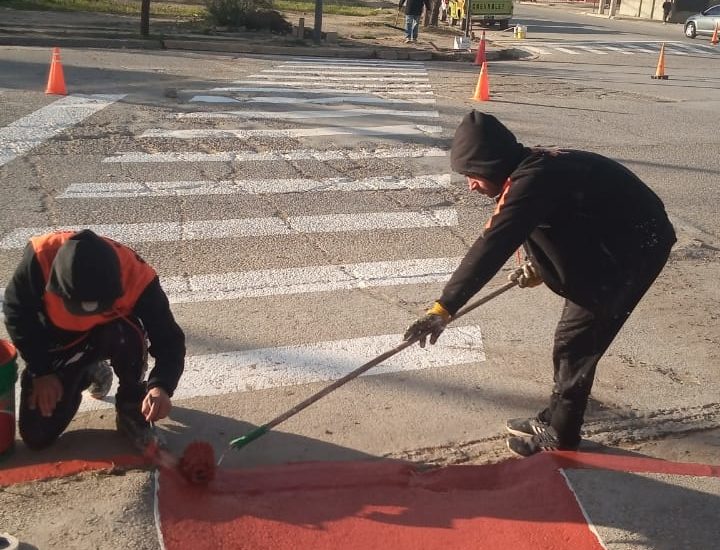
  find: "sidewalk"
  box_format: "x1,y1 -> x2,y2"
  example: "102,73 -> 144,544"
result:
0,6 -> 523,61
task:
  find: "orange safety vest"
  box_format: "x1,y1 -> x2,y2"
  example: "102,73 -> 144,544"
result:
31,231 -> 157,332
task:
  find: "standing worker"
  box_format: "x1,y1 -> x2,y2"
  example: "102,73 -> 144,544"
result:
399,0 -> 431,43
404,111 -> 676,457
3,229 -> 185,451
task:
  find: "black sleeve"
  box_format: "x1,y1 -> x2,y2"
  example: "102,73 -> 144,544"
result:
438,174 -> 556,314
398,0 -> 406,9
133,277 -> 185,397
3,243 -> 54,376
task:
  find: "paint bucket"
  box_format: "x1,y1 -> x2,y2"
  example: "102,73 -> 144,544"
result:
0,340 -> 18,460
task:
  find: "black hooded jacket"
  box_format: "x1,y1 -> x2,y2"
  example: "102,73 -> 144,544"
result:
399,0 -> 430,16
439,111 -> 676,314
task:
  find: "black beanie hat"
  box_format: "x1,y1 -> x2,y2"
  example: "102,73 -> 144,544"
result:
47,230 -> 123,315
450,111 -> 525,185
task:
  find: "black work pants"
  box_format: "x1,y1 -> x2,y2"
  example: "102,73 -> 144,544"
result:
538,242 -> 673,447
19,317 -> 147,450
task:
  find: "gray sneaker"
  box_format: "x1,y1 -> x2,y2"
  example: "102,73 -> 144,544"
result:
505,417 -> 549,437
86,360 -> 113,399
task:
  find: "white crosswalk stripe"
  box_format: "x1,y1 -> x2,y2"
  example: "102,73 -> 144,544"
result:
0,94 -> 124,167
102,147 -> 447,163
68,327 -> 484,412
59,174 -> 452,198
172,108 -> 440,120
0,209 -> 458,248
189,94 -> 437,105
518,41 -> 720,56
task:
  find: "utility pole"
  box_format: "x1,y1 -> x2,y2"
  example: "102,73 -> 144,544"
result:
314,0 -> 323,43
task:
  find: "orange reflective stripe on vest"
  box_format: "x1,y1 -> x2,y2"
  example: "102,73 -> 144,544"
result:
484,178 -> 513,230
31,232 -> 157,332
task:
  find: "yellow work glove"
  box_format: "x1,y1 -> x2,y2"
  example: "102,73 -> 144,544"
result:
509,260 -> 543,288
403,302 -> 452,348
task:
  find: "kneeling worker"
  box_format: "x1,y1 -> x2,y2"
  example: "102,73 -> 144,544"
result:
3,229 -> 185,450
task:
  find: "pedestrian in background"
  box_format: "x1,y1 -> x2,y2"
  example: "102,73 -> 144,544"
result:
3,229 -> 185,452
404,111 -> 675,457
399,0 -> 431,43
662,0 -> 672,23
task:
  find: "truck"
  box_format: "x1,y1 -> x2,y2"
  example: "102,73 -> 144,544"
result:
444,0 -> 514,31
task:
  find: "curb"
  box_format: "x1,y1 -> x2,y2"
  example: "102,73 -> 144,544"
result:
0,33 -> 525,62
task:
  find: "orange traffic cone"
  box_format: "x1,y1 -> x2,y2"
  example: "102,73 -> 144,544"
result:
474,31 -> 486,66
45,47 -> 67,95
470,61 -> 490,101
651,43 -> 669,80
711,23 -> 719,46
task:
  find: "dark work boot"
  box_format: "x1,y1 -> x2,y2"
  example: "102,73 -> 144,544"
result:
86,360 -> 113,399
115,401 -> 153,451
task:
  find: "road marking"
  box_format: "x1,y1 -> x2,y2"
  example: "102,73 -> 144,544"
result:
262,68 -> 428,75
59,174 -> 453,198
553,47 -> 580,55
286,57 -> 425,67
247,74 -> 429,83
523,46 -> 553,55
0,94 -> 124,167
623,43 -> 656,53
206,87 -> 434,96
140,125 -> 444,139
0,209 -> 458,248
172,108 -> 440,120
599,45 -> 634,55
229,80 -> 432,89
162,256 -> 461,303
189,95 -> 437,105
176,326 -> 485,397
575,45 -> 608,55
71,326 -> 484,411
102,147 -> 447,163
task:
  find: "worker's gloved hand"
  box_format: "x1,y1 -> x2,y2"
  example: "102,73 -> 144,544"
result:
509,260 -> 543,288
29,373 -> 63,417
403,302 -> 452,348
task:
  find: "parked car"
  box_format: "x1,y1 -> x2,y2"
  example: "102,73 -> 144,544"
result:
684,4 -> 720,38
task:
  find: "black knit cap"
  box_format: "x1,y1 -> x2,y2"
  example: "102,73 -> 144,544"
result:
450,110 -> 526,185
46,229 -> 123,315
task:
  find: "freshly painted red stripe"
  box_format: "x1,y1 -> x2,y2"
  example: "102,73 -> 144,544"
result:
551,451 -> 720,477
158,457 -> 604,550
0,454 -> 146,486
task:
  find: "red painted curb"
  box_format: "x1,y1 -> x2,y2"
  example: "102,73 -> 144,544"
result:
0,454 -> 147,486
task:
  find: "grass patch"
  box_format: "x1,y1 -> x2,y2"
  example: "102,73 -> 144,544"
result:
250,0 -> 388,17
3,0 -> 390,17
2,0 -> 205,17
